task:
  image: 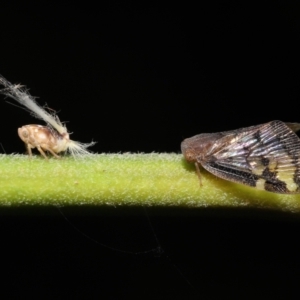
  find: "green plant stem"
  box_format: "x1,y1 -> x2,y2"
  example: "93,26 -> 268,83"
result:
0,153 -> 300,212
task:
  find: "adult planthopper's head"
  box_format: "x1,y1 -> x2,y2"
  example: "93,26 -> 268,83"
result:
181,132 -> 223,163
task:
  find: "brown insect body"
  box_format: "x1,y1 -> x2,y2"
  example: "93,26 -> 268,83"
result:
181,121 -> 300,194
18,125 -> 70,159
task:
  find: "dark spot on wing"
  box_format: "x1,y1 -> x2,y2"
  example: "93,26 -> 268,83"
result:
261,157 -> 269,166
262,167 -> 277,180
253,131 -> 262,143
261,166 -> 289,193
206,162 -> 259,187
264,180 -> 288,193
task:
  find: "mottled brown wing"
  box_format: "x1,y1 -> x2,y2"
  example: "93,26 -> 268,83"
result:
201,120 -> 300,193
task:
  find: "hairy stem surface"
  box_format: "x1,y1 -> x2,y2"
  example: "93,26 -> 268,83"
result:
0,153 -> 299,212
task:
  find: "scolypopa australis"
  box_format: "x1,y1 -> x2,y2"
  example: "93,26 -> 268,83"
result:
181,121 -> 300,193
0,74 -> 95,158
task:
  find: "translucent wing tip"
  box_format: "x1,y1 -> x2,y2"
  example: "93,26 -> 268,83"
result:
285,122 -> 300,133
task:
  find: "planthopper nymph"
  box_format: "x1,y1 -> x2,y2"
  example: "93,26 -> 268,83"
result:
181,121 -> 300,194
0,74 -> 95,158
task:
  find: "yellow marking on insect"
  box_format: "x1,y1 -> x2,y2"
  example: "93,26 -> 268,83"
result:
268,160 -> 278,172
250,160 -> 265,176
276,164 -> 298,192
256,178 -> 266,190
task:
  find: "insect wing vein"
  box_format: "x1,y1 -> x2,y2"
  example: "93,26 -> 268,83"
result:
201,121 -> 300,193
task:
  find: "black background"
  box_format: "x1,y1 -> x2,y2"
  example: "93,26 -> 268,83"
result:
1,1 -> 300,299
